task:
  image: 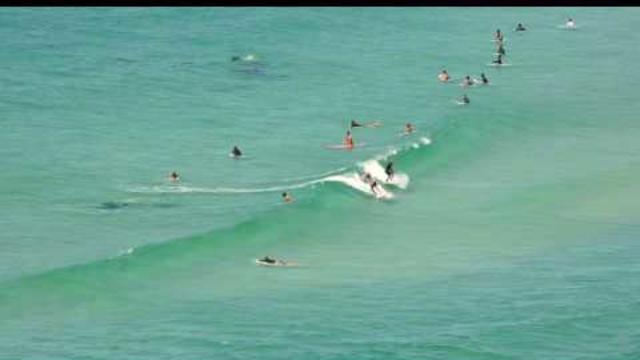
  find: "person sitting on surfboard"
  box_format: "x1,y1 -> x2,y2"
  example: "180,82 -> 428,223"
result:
480,73 -> 489,85
344,130 -> 354,148
169,171 -> 180,182
492,54 -> 503,65
231,146 -> 242,158
385,162 -> 394,181
515,23 -> 526,31
282,192 -> 294,203
438,69 -> 450,82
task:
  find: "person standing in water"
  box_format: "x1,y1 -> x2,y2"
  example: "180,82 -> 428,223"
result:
385,161 -> 394,181
344,130 -> 354,149
231,146 -> 242,158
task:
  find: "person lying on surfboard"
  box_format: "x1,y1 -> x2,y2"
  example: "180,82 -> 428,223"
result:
350,120 -> 363,128
259,256 -> 276,264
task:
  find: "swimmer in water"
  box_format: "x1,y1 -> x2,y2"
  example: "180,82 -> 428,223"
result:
438,69 -> 450,82
495,29 -> 504,41
462,75 -> 474,87
492,54 -> 504,65
282,192 -> 294,203
515,23 -> 526,31
461,94 -> 470,104
566,18 -> 575,28
344,130 -> 354,148
231,146 -> 242,158
404,122 -> 416,135
480,73 -> 489,85
169,171 -> 180,182
385,161 -> 394,181
350,120 -> 363,129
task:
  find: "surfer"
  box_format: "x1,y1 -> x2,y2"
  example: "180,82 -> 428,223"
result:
260,256 -> 276,264
231,146 -> 242,158
385,161 -> 394,181
495,29 -> 504,41
492,54 -> 503,65
438,69 -> 450,82
462,75 -> 474,87
344,130 -> 354,149
480,73 -> 489,85
282,192 -> 294,203
461,94 -> 470,104
168,171 -> 180,182
515,23 -> 526,31
566,18 -> 576,29
370,179 -> 381,195
404,122 -> 416,135
350,119 -> 363,128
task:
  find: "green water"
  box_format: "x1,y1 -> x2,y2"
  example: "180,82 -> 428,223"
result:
1,7 -> 640,359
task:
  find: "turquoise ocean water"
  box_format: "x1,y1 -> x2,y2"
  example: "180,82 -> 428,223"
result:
2,7 -> 640,359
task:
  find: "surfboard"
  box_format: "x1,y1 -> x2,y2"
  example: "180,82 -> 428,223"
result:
255,259 -> 297,267
324,142 -> 367,150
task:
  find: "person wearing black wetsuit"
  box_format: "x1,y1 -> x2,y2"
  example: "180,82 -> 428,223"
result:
231,146 -> 242,158
481,73 -> 489,85
492,54 -> 503,65
515,23 -> 526,31
385,162 -> 394,181
350,120 -> 363,128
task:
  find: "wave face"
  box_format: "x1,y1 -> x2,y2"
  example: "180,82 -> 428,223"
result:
3,7 -> 640,360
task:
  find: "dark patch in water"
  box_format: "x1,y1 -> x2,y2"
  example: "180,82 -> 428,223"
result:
98,201 -> 129,210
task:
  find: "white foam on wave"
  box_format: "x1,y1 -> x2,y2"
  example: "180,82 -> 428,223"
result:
359,160 -> 410,190
324,173 -> 394,200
